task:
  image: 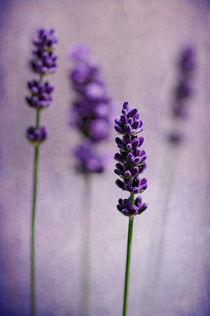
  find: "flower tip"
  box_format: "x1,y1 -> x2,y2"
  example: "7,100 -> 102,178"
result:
69,43 -> 90,61
123,101 -> 129,110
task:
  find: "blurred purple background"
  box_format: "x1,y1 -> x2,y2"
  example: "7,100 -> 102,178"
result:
0,0 -> 210,315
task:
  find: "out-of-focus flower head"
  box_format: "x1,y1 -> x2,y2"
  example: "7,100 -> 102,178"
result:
172,46 -> 196,119
74,141 -> 105,174
69,43 -> 112,144
179,46 -> 196,75
169,46 -> 196,144
69,43 -> 114,174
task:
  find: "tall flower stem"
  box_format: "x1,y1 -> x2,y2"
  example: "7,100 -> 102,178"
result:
123,193 -> 135,316
80,173 -> 91,316
30,76 -> 42,316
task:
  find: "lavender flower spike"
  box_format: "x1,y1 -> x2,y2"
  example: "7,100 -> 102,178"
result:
114,101 -> 148,216
172,46 -> 196,119
70,43 -> 112,144
26,29 -> 57,316
169,46 -> 196,144
69,43 -> 113,174
26,29 -> 58,144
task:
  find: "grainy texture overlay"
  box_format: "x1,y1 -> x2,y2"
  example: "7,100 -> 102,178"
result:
0,0 -> 209,315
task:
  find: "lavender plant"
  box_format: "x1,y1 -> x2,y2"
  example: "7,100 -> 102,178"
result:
114,101 -> 147,316
145,46 -> 196,304
69,43 -> 113,315
26,28 -> 57,316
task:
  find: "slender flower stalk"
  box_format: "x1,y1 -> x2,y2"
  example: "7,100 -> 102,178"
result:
143,47 -> 196,309
114,101 -> 148,316
157,46 -> 196,273
122,215 -> 134,316
69,44 -> 113,315
26,29 -> 57,316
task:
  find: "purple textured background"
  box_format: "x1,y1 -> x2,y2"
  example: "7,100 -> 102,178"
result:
0,0 -> 210,315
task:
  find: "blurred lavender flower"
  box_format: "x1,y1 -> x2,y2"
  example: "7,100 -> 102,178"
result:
172,47 -> 196,118
148,46 -> 196,301
179,46 -> 196,75
114,101 -> 147,216
69,43 -> 113,173
169,46 -> 196,144
70,43 -> 90,62
74,141 -> 105,174
69,44 -> 114,316
26,28 -> 57,316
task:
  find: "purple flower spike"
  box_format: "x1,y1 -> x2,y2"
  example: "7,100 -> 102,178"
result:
172,46 -> 196,119
31,29 -> 58,74
74,141 -> 105,174
70,43 -> 114,174
26,126 -> 47,145
114,102 -> 147,216
169,46 -> 196,144
26,28 -> 57,144
70,43 -> 112,143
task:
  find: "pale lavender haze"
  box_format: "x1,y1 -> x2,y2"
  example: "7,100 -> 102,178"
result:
0,1 -> 209,315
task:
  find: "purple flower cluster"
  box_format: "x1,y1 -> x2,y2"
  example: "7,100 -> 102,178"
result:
31,28 -> 58,74
70,44 -> 111,142
26,80 -> 54,109
173,46 -> 196,118
27,127 -> 47,145
26,29 -> 57,145
114,102 -> 148,216
70,44 -> 113,173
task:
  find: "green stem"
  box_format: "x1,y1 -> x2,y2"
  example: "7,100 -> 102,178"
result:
30,143 -> 39,316
122,192 -> 135,316
80,173 -> 91,316
30,84 -> 41,316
